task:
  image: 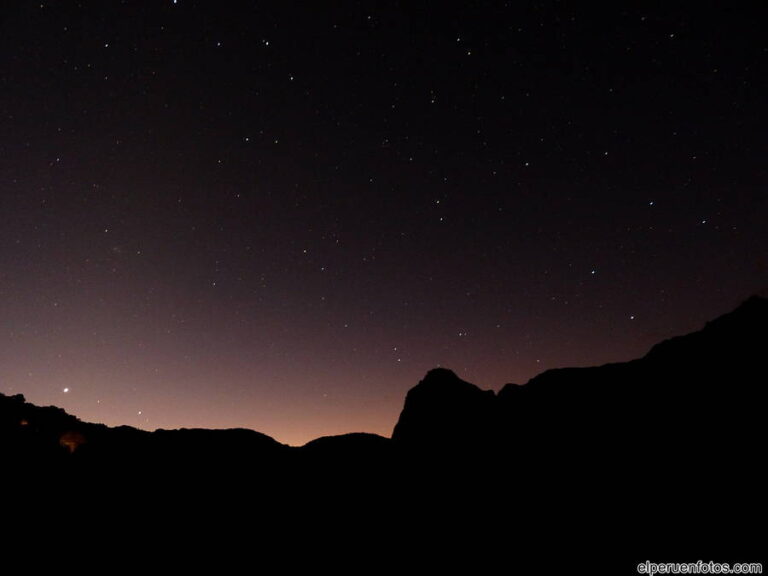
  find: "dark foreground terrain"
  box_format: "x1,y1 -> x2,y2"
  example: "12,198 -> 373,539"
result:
2,297 -> 765,570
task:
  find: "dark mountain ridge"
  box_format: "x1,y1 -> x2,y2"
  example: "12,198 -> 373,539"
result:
1,297 -> 765,563
3,296 -> 764,473
394,295 -> 765,446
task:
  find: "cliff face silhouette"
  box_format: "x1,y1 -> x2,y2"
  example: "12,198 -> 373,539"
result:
391,299 -> 764,513
1,297 -> 764,560
393,295 -> 765,461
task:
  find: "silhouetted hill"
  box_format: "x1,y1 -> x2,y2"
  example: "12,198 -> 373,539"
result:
299,433 -> 395,492
391,367 -> 497,448
389,297 -> 764,552
7,297 -> 763,469
394,296 -> 766,455
0,391 -> 294,490
301,432 -> 391,454
2,297 -> 765,562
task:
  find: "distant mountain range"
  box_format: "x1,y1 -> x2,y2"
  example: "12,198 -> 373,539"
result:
5,296 -> 763,460
2,296 -> 765,562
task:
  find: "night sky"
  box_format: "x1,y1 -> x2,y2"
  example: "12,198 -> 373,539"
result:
1,2 -> 766,445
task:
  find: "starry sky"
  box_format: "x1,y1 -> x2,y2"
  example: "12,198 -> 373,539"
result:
1,2 -> 766,445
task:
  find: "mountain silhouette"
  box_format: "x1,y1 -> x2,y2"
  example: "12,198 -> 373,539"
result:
7,297 -> 763,465
391,367 -> 497,448
1,296 -> 765,564
393,296 -> 765,459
